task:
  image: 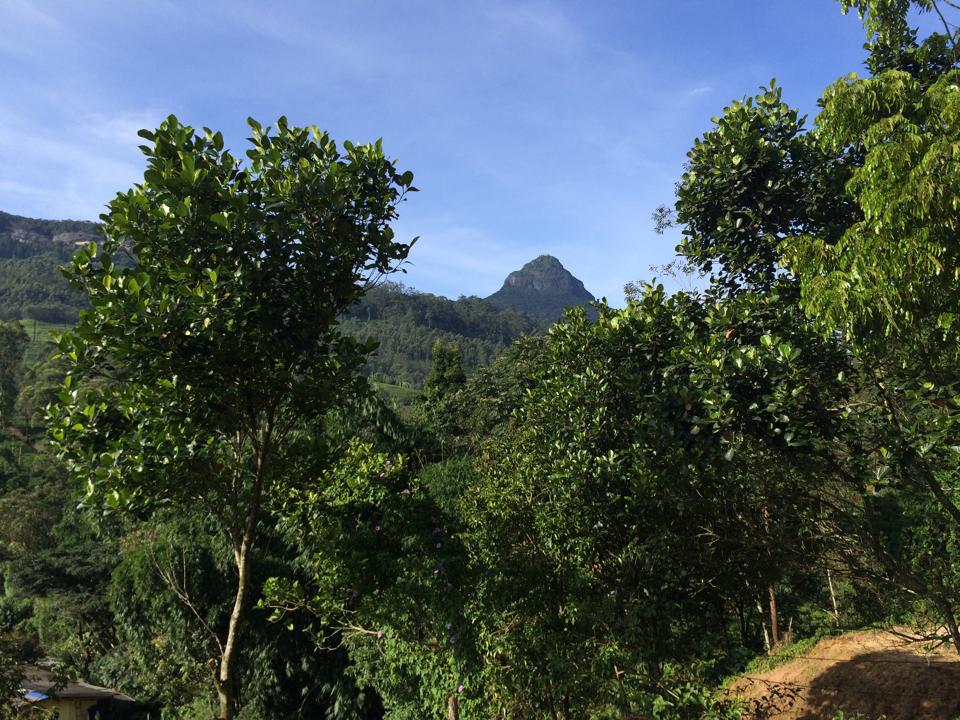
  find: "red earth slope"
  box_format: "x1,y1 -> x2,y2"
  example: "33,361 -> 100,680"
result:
726,629 -> 960,719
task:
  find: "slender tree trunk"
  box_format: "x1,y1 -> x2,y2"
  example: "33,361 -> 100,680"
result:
216,429 -> 269,720
768,583 -> 780,647
217,536 -> 253,720
755,599 -> 770,652
737,603 -> 748,645
447,694 -> 459,720
935,587 -> 960,655
827,569 -> 840,625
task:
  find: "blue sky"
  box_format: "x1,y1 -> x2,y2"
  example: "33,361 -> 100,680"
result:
0,1 -> 919,303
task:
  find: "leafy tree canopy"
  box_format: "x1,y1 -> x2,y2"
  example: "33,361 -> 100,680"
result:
48,114 -> 415,719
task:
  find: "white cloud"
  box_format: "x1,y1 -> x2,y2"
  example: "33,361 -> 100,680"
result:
0,0 -> 65,57
484,0 -> 583,48
0,109 -> 165,220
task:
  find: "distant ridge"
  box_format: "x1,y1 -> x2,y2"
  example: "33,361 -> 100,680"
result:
485,254 -> 595,323
0,211 -> 98,322
0,211 -> 598,387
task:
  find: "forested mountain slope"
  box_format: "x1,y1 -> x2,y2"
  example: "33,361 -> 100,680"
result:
1,212 -> 599,388
0,212 -> 97,322
339,282 -> 539,386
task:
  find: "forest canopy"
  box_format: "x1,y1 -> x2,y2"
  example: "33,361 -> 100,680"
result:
2,1 -> 960,719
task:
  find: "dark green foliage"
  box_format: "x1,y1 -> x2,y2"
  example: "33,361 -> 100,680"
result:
0,211 -> 97,322
485,254 -> 596,323
458,288 -> 849,717
101,514 -> 379,720
674,81 -> 857,296
340,282 -> 536,387
0,427 -> 115,679
435,336 -> 544,451
0,322 -> 28,425
414,336 -> 546,459
48,115 -> 415,719
15,354 -> 67,431
265,441 -> 479,719
423,341 -> 465,400
0,633 -> 21,720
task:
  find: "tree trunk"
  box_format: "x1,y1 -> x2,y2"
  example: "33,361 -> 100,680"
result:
737,603 -> 748,645
756,599 -> 771,653
936,591 -> 960,655
768,582 -> 780,647
447,694 -> 459,720
217,536 -> 253,720
215,426 -> 270,719
827,568 -> 840,625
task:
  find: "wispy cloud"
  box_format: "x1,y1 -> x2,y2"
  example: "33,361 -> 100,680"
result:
0,0 -> 877,302
394,215 -> 546,299
0,109 -> 165,219
0,0 -> 65,57
484,0 -> 583,48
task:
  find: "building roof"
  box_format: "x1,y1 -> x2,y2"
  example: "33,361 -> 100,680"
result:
21,667 -> 135,703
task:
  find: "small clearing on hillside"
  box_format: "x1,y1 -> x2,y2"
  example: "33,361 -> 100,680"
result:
726,629 -> 960,720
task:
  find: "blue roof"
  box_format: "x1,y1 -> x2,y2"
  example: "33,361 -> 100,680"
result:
24,690 -> 49,702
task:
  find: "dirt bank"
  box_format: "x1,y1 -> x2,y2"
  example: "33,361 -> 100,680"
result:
726,629 -> 960,719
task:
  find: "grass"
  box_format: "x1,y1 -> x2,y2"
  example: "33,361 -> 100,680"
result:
373,381 -> 419,407
743,635 -> 821,674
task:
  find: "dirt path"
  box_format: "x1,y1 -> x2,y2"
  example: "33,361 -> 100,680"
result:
727,629 -> 960,720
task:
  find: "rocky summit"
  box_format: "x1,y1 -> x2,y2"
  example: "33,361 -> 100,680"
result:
485,254 -> 595,323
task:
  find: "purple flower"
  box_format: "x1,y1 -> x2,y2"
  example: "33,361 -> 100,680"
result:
435,542 -> 443,549
385,459 -> 394,468
376,630 -> 384,639
432,527 -> 442,535
445,623 -> 452,630
448,635 -> 456,644
401,488 -> 411,495
457,685 -> 464,694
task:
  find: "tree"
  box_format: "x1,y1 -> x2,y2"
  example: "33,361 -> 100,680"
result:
423,340 -> 466,400
666,0 -> 960,651
0,322 -> 28,426
782,8 -> 960,648
457,292 -> 846,717
0,633 -> 22,720
16,355 -> 67,434
266,439 -> 478,720
103,512 -> 378,719
48,115 -> 416,719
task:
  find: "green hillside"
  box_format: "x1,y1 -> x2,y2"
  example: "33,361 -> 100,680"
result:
0,213 -> 594,389
0,211 -> 96,322
340,282 -> 538,387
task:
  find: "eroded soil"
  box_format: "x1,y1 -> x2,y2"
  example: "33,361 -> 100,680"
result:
727,629 -> 960,720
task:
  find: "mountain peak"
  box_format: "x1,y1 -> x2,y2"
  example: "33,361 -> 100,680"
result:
485,255 -> 595,324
